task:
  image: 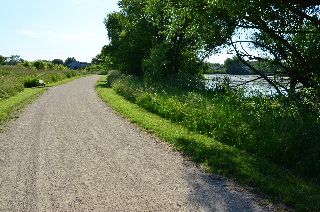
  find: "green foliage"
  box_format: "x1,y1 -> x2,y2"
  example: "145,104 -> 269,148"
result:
52,59 -> 64,65
65,71 -> 77,78
0,77 -> 24,99
18,61 -> 35,69
23,75 -> 39,88
18,60 -> 68,70
97,75 -> 320,212
49,73 -> 63,82
224,56 -> 249,75
0,88 -> 46,131
0,55 -> 7,65
112,76 -> 320,183
142,43 -> 170,83
5,55 -> 23,65
106,70 -> 123,87
102,0 -> 320,94
33,60 -> 47,70
64,57 -> 76,67
0,66 -> 89,100
102,0 -> 229,79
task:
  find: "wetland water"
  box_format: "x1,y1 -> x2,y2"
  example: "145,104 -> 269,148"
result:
205,74 -> 289,96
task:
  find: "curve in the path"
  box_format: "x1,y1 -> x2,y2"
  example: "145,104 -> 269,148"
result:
0,75 -> 274,212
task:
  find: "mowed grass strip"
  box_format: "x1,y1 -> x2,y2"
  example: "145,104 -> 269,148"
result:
96,75 -> 320,212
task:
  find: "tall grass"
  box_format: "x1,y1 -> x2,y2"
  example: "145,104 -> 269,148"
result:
0,65 -> 89,99
111,74 -> 320,183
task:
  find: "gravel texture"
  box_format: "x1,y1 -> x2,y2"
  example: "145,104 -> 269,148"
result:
0,75 -> 276,212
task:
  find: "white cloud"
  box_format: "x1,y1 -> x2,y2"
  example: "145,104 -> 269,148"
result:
19,30 -> 95,40
19,30 -> 38,37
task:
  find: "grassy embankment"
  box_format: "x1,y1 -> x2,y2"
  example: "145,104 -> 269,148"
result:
96,74 -> 320,212
0,66 -> 90,130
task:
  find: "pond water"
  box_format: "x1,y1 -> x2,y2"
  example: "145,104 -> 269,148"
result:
204,74 -> 289,96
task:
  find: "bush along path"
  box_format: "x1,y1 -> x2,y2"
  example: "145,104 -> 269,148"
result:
0,75 -> 275,212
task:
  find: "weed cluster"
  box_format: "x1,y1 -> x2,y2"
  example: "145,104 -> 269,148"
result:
112,75 -> 320,183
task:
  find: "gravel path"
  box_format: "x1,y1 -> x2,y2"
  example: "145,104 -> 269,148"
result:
0,75 -> 275,212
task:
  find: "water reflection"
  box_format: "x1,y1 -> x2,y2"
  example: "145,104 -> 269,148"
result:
204,74 -> 288,96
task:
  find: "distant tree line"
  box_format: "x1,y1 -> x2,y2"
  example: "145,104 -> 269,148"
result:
0,55 -> 91,70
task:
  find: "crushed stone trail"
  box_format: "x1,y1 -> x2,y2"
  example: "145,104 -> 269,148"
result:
0,75 -> 274,212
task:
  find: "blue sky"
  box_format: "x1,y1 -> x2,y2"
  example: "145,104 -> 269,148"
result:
0,0 -> 231,64
0,0 -> 120,63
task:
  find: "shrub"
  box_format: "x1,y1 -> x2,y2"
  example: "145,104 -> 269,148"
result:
50,73 -> 63,82
106,70 -> 123,87
33,60 -> 47,70
66,71 -> 77,78
112,76 -> 320,183
0,77 -> 24,99
23,76 -> 39,88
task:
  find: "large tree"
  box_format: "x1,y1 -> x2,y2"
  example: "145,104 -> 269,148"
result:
174,0 -> 320,94
102,0 -> 231,81
102,0 -> 320,93
103,0 -> 154,77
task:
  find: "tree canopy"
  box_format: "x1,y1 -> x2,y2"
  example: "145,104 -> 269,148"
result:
0,55 -> 6,65
64,57 -> 77,67
101,0 -> 320,93
6,55 -> 24,65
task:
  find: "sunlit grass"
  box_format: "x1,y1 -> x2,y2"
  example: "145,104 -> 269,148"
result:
0,66 -> 90,131
0,88 -> 46,131
0,65 -> 89,99
97,75 -> 320,212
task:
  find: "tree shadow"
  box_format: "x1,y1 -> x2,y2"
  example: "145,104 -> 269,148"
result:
173,136 -> 319,211
96,80 -> 111,89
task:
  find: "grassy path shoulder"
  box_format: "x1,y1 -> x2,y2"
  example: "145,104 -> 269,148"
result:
96,75 -> 320,212
0,75 -> 88,131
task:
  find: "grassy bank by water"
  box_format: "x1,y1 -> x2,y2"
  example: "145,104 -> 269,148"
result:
96,75 -> 320,212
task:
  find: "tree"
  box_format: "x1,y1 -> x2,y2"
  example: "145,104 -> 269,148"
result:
101,0 -> 320,92
64,57 -> 77,67
6,55 -> 23,65
103,1 -> 154,77
102,0 -> 231,81
0,55 -> 6,65
52,59 -> 64,65
224,57 -> 248,75
165,0 -> 320,94
18,60 -> 35,69
33,60 -> 47,70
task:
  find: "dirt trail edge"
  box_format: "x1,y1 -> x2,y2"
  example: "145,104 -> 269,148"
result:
0,75 -> 275,212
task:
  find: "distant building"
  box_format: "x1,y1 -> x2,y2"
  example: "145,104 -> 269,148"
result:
69,61 -> 90,69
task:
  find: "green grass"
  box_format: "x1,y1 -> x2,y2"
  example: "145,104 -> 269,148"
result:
0,88 -> 46,131
0,65 -> 90,100
96,75 -> 320,212
0,74 -> 90,131
110,75 -> 320,183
